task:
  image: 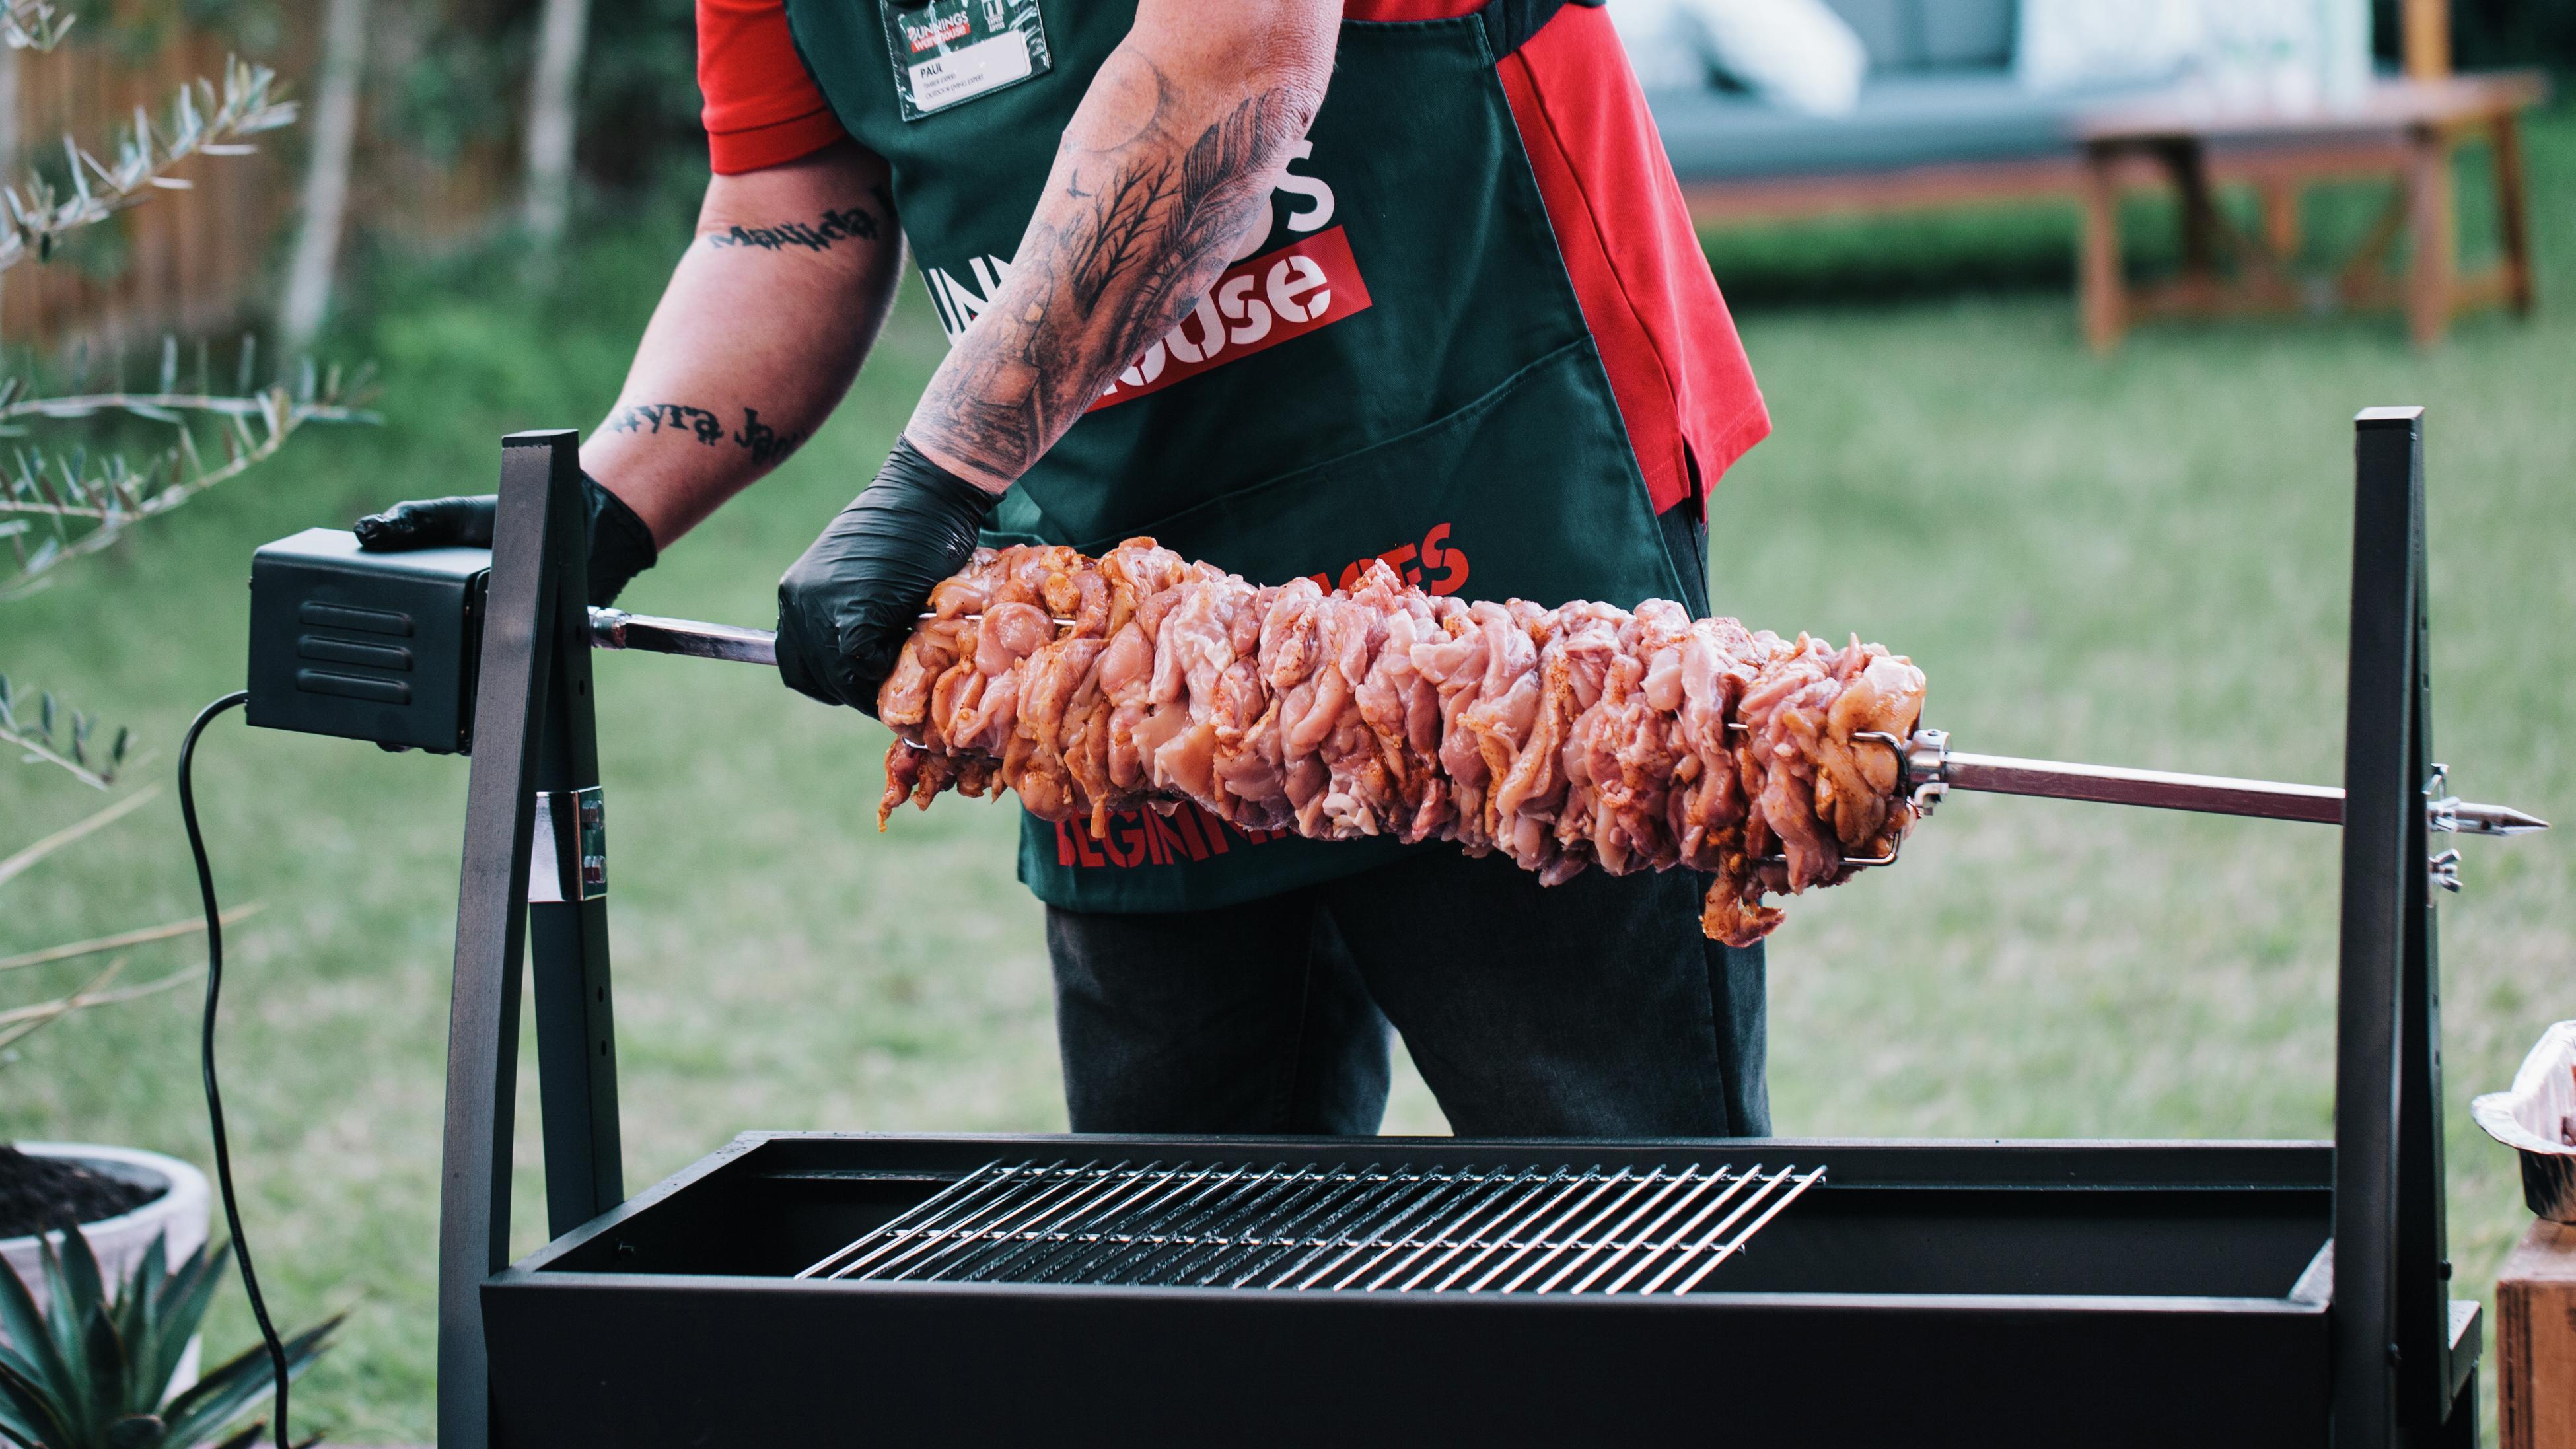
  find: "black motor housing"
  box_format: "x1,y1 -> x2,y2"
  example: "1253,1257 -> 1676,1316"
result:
246,527 -> 489,753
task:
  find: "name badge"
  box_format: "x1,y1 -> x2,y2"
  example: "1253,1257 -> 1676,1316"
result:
882,0 -> 1052,122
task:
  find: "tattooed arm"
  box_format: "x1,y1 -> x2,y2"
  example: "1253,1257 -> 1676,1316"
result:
771,3 -> 1334,711
904,0 -> 1338,491
579,139 -> 906,546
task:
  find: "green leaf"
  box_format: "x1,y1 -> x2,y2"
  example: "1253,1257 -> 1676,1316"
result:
133,1241 -> 221,1409
0,1353 -> 77,1449
156,1313 -> 338,1448
109,1298 -> 153,1413
0,1324 -> 50,1399
106,1409 -> 166,1448
110,1232 -> 168,1409
36,1239 -> 91,1418
40,1233 -> 104,1444
0,1247 -> 72,1398
85,1292 -> 132,1425
50,1230 -> 124,1441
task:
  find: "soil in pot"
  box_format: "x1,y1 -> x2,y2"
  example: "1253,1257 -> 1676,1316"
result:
0,1144 -> 159,1237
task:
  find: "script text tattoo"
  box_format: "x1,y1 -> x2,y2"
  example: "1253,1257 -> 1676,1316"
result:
705,204 -> 883,255
606,402 -> 725,445
608,403 -> 810,466
734,408 -> 810,467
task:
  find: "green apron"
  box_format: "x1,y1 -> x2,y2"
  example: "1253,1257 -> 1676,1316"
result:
786,0 -> 1689,913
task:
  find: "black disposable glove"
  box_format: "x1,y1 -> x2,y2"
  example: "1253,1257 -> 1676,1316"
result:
354,471 -> 658,608
776,437 -> 997,717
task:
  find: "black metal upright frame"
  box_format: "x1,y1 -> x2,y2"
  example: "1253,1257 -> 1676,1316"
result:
435,431 -> 623,1449
2332,406 -> 2463,1448
431,414 -> 2471,1447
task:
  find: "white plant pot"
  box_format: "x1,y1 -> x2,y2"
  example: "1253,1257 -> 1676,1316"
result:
1,1142 -> 211,1394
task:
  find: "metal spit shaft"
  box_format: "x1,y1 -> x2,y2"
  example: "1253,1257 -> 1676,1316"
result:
590,607 -> 777,665
587,607 -> 2547,837
1874,728 -> 2546,837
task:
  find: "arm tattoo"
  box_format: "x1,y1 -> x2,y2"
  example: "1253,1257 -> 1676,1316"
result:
734,407 -> 809,467
607,402 -> 726,445
910,59 -> 1313,483
606,404 -> 811,468
705,204 -> 882,254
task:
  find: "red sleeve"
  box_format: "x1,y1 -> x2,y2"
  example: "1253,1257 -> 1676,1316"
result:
1343,1 -> 1769,512
698,0 -> 850,174
1499,5 -> 1769,513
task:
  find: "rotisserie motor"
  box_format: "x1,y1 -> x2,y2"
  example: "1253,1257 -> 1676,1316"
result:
877,540 -> 1926,946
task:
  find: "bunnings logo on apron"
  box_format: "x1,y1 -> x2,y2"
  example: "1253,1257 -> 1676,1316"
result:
881,0 -> 1052,120
920,141 -> 1369,407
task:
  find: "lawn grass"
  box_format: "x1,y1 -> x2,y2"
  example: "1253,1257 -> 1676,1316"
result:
4,115 -> 2572,1440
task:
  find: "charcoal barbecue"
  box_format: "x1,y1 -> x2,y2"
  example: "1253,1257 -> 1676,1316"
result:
246,409 -> 2540,1446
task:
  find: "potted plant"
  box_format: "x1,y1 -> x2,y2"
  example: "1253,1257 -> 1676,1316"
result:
0,1146 -> 209,1357
0,1224 -> 335,1448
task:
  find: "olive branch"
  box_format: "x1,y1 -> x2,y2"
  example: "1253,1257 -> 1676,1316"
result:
1,0 -> 348,1067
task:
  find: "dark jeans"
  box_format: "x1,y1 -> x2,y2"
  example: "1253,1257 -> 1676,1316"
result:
1043,503 -> 1766,1139
1046,851 -> 1769,1137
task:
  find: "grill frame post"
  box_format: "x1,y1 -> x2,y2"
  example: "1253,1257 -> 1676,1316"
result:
435,430 -> 626,1449
2332,406 -> 2462,1446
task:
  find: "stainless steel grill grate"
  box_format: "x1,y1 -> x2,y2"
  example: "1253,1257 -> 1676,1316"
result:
798,1158 -> 1822,1294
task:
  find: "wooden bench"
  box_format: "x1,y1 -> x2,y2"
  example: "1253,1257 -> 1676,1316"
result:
1669,0 -> 2545,349
2075,71 -> 2546,350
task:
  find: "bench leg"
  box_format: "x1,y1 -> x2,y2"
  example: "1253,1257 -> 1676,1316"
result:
2260,178 -> 2301,264
2080,147 -> 2124,352
2166,139 -> 2221,283
2493,111 -> 2536,315
2405,124 -> 2456,348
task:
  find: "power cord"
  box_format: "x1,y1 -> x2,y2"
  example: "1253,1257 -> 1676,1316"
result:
178,691 -> 297,1449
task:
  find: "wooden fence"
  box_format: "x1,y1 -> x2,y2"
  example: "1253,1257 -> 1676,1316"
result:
0,24 -> 290,353
0,8 -> 520,358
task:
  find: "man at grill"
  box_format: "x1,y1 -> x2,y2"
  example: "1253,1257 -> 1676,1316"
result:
357,0 -> 1775,1139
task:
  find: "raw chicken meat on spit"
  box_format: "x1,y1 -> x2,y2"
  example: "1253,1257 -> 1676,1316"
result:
876,540 -> 1927,946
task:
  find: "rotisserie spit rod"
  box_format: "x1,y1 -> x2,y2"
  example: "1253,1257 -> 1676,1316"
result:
590,606 -> 779,665
587,607 -> 2548,838
1878,730 -> 2546,838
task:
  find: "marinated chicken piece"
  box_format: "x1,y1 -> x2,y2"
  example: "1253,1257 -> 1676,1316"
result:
872,541 -> 1927,944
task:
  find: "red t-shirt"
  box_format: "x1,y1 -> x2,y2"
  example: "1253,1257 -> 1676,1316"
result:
695,0 -> 1767,512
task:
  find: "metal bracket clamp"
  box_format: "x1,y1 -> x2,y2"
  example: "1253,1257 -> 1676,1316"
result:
2427,849 -> 2462,895
528,785 -> 606,903
1880,727 -> 1950,818
2423,764 -> 2464,894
